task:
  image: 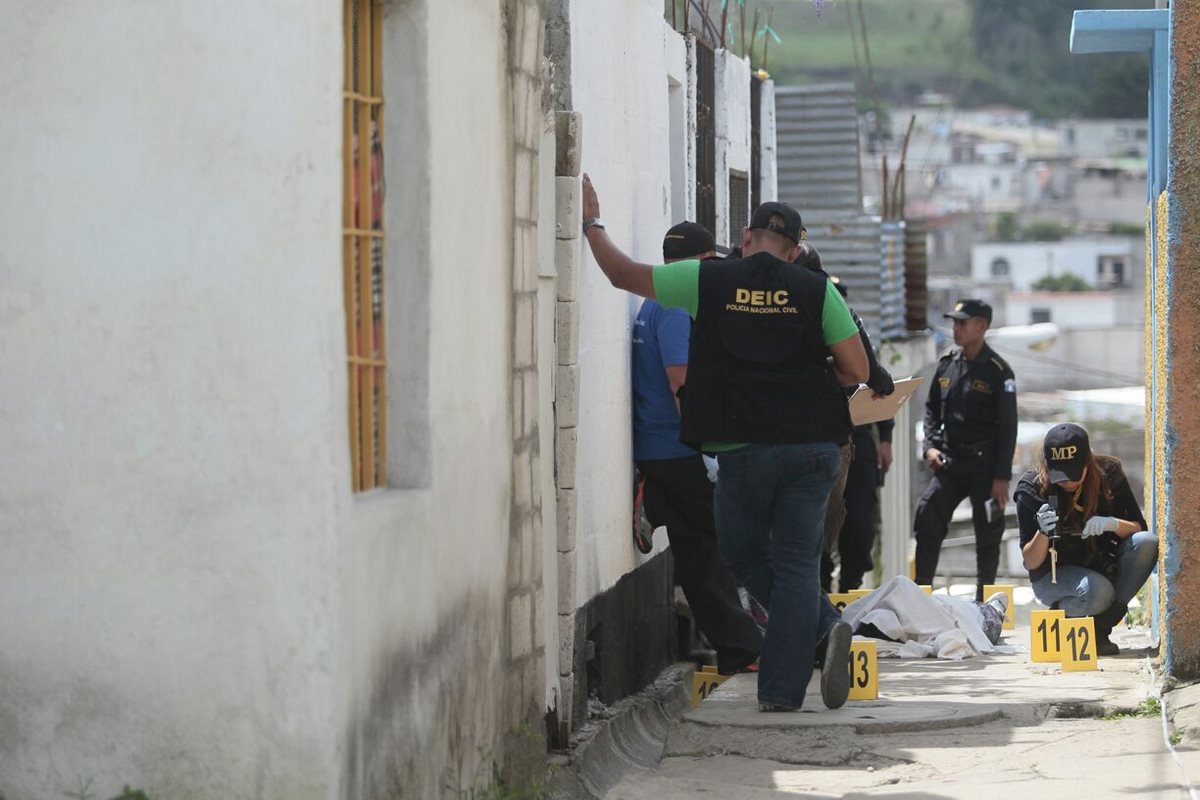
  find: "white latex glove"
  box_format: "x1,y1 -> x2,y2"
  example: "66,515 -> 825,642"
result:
702,455 -> 719,484
1082,516 -> 1120,538
1036,503 -> 1058,535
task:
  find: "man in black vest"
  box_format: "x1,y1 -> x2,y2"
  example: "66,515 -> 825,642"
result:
792,244 -> 896,592
580,174 -> 869,712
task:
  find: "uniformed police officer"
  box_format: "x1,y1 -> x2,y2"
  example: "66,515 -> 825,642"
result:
578,173 -> 869,713
914,299 -> 1017,601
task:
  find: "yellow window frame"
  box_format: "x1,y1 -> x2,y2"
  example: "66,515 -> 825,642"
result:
343,0 -> 386,491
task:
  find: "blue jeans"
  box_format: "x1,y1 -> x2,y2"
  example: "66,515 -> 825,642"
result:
713,442 -> 842,708
1031,531 -> 1158,631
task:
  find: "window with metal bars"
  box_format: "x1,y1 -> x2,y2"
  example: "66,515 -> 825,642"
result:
695,39 -> 716,236
728,170 -> 749,246
750,76 -> 762,212
344,0 -> 386,492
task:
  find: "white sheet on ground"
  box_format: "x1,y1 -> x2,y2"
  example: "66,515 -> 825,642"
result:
841,576 -> 1015,659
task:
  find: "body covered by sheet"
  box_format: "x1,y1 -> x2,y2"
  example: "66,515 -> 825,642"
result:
840,577 -> 1015,659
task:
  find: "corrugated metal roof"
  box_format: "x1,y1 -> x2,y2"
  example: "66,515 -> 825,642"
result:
775,83 -> 862,214
804,215 -> 884,342
775,83 -> 923,340
776,84 -> 890,340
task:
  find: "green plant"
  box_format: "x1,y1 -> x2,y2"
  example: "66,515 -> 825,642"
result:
62,780 -> 150,800
1101,697 -> 1161,721
1031,273 -> 1092,292
1109,222 -> 1145,237
1021,220 -> 1073,242
995,212 -> 1018,242
63,778 -> 96,800
455,763 -> 552,800
109,789 -> 150,800
447,725 -> 553,800
1170,730 -> 1184,746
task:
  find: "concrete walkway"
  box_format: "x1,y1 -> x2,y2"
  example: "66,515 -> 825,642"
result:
604,625 -> 1200,798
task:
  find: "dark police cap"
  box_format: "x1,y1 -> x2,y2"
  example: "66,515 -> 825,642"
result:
748,201 -> 805,244
792,240 -> 823,272
1043,423 -> 1091,483
662,221 -> 716,261
944,298 -> 993,323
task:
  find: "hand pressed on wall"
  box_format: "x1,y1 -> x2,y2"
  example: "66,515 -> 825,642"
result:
582,173 -> 600,221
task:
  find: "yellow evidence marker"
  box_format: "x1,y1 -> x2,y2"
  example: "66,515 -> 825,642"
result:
983,583 -> 1016,630
691,665 -> 732,705
1060,616 -> 1099,671
919,585 -> 934,595
847,639 -> 879,701
1030,609 -> 1066,662
848,589 -> 872,601
827,592 -> 857,612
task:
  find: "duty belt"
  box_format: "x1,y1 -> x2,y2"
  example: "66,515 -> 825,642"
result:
946,442 -> 992,461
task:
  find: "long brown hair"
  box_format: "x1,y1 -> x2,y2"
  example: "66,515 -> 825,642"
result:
1036,451 -> 1115,521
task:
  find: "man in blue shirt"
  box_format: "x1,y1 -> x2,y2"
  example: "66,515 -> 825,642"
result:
632,222 -> 763,675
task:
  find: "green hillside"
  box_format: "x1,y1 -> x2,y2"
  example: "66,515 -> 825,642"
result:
720,0 -> 1154,119
764,0 -> 977,85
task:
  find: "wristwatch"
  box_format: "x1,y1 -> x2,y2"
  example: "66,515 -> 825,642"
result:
582,217 -> 605,234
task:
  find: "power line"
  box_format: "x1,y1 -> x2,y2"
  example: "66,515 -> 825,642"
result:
987,341 -> 1142,385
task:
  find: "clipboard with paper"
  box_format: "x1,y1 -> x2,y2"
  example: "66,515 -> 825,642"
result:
847,377 -> 923,426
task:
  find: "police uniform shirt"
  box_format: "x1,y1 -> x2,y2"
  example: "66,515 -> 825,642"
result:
922,342 -> 1017,480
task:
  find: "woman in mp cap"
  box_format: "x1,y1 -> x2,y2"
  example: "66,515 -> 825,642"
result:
1014,423 -> 1157,655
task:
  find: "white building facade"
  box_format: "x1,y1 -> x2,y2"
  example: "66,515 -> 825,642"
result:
971,238 -> 1139,292
0,1 -> 774,798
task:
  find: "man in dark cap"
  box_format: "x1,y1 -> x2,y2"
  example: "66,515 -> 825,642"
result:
581,172 -> 869,712
791,244 -> 896,592
821,275 -> 896,592
914,299 -> 1018,600
632,221 -> 763,675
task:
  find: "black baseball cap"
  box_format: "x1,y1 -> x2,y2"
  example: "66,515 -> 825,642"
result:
748,201 -> 805,244
1043,423 -> 1091,483
792,240 -> 824,272
944,298 -> 993,323
662,221 -> 716,261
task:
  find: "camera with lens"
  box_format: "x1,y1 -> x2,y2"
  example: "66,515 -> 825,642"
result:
1083,533 -> 1121,581
1048,498 -> 1120,580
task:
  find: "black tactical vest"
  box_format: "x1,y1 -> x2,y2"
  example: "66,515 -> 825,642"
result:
679,251 -> 851,448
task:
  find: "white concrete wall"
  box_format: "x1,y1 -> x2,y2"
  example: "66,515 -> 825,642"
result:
1005,291 -> 1121,329
715,48 -> 753,247
566,4 -> 685,606
878,336 -> 939,583
994,327 -> 1145,392
941,163 -> 1022,210
0,1 -> 533,797
1058,118 -> 1150,159
0,3 -> 343,798
759,78 -> 779,203
971,238 -> 1136,291
339,1 -> 522,797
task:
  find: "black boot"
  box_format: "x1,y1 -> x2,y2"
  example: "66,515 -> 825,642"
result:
1094,603 -> 1128,656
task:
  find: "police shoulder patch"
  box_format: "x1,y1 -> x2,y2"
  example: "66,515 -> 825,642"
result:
1004,378 -> 1017,393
